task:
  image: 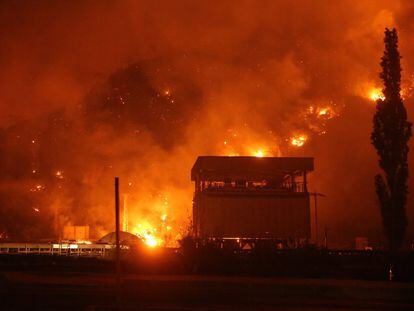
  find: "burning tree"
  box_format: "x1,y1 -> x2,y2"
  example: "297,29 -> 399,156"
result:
371,28 -> 412,253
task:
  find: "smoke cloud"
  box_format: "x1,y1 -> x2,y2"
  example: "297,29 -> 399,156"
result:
0,0 -> 413,247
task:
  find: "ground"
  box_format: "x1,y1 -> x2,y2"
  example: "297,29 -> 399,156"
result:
1,272 -> 413,310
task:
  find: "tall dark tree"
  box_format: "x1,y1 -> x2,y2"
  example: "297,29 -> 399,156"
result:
371,28 -> 412,253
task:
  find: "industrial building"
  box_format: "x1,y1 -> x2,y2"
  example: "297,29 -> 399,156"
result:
191,156 -> 314,246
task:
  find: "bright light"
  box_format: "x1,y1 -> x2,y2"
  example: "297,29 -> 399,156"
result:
132,223 -> 163,248
290,134 -> 307,147
318,108 -> 328,116
144,233 -> 158,247
77,240 -> 92,244
253,150 -> 265,157
30,184 -> 45,192
369,87 -> 385,102
55,170 -> 64,179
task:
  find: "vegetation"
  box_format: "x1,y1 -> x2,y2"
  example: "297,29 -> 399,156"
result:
371,28 -> 412,253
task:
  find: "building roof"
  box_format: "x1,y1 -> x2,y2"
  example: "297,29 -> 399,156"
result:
98,231 -> 141,245
191,156 -> 314,181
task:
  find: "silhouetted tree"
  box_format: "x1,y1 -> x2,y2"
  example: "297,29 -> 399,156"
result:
371,28 -> 412,253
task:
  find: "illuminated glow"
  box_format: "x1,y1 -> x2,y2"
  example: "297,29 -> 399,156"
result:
318,108 -> 328,116
132,222 -> 163,248
308,106 -> 315,114
30,184 -> 45,192
369,87 -> 385,101
55,170 -> 64,179
33,208 -> 40,212
253,150 -> 265,157
306,105 -> 335,119
290,134 -> 307,147
161,214 -> 167,222
144,233 -> 158,247
77,240 -> 92,244
317,107 -> 330,117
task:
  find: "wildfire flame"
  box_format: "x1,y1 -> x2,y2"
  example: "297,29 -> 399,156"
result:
290,134 -> 307,147
368,87 -> 385,102
30,184 -> 45,192
143,232 -> 158,247
55,170 -> 64,179
253,150 -> 265,157
316,106 -> 335,119
318,108 -> 329,116
132,219 -> 167,248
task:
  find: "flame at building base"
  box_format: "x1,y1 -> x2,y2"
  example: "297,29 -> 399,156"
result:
130,212 -> 174,248
131,223 -> 163,247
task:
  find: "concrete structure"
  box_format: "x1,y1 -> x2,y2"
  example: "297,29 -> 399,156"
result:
191,156 -> 314,243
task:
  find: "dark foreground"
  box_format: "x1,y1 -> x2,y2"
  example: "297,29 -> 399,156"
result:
0,250 -> 414,310
1,272 -> 414,310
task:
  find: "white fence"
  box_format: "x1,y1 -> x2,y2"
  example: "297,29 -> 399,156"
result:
0,242 -> 115,257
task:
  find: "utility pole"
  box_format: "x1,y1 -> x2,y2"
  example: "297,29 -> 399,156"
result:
115,177 -> 120,275
115,177 -> 121,306
309,191 -> 326,247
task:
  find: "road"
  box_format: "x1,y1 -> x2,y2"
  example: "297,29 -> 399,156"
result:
1,272 -> 413,310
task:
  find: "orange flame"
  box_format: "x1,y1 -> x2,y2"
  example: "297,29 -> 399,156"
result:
132,222 -> 163,247
253,149 -> 265,157
290,134 -> 307,147
368,87 -> 385,101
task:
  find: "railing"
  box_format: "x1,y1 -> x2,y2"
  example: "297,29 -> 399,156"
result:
202,182 -> 306,193
0,242 -> 117,257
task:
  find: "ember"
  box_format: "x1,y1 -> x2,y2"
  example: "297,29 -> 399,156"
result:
55,170 -> 64,179
30,185 -> 45,192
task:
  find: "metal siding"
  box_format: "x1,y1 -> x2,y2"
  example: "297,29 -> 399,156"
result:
196,193 -> 310,239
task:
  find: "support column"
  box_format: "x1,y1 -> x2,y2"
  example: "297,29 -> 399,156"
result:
303,170 -> 308,192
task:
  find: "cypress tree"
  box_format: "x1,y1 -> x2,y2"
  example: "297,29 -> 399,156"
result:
371,28 -> 412,253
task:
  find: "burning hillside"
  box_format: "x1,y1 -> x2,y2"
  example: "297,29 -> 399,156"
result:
0,1 -> 414,247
